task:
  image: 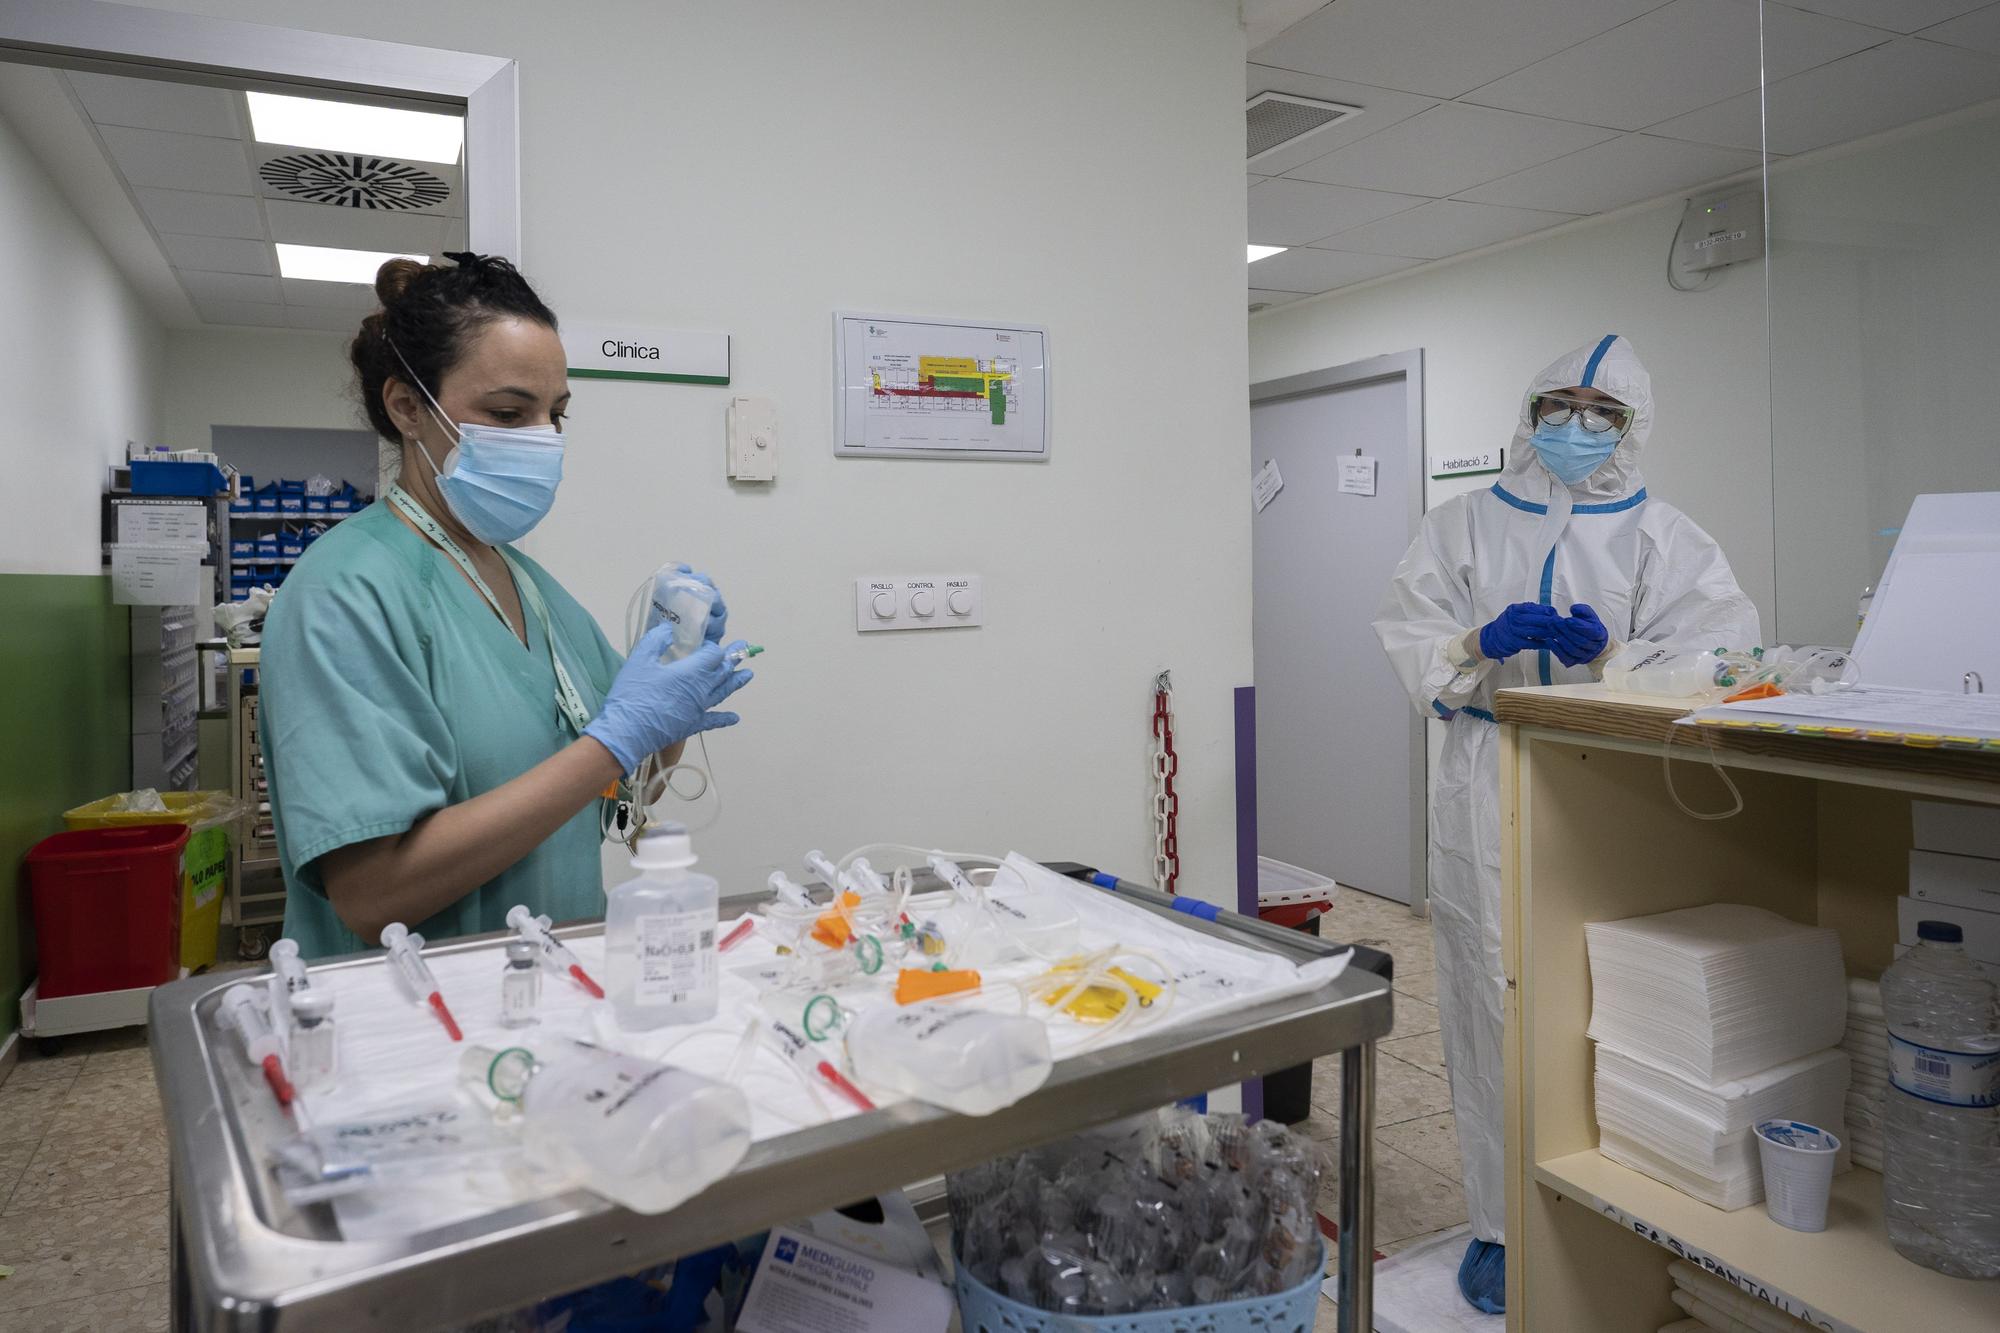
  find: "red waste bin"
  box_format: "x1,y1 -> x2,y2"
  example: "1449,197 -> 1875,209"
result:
25,824 -> 188,998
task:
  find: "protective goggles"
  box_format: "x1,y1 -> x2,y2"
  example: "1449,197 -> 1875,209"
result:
1530,393 -> 1633,438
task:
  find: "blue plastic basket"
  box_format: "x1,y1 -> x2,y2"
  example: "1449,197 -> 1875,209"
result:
955,1241 -> 1325,1333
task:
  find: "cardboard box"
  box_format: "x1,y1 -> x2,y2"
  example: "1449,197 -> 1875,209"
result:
1898,894 -> 2000,965
1912,800 -> 2000,862
1910,849 -> 2000,915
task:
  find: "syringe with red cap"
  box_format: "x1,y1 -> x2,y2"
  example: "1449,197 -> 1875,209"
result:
505,905 -> 606,998
380,922 -> 462,1041
219,984 -> 295,1107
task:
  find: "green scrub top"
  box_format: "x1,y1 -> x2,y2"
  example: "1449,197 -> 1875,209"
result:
259,500 -> 623,960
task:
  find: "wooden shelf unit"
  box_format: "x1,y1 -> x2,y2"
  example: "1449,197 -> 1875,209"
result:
1496,684 -> 2000,1333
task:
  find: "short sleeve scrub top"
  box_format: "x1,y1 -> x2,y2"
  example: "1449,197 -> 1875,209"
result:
259,500 -> 623,960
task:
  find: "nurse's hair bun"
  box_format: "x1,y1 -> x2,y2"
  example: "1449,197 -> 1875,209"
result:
349,253 -> 558,443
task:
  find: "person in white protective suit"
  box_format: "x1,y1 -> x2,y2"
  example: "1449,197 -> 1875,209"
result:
1372,334 -> 1760,1314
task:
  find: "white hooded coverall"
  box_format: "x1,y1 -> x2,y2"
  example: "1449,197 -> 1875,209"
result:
1372,335 -> 1761,1242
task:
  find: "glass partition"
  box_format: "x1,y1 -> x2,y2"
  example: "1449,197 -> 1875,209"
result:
1761,6 -> 2000,646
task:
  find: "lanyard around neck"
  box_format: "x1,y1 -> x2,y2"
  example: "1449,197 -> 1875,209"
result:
388,486 -> 592,738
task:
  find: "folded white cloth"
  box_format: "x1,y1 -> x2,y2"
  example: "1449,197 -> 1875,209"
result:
1587,905 -> 1846,1084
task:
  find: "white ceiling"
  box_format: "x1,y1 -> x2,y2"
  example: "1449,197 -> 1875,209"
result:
1245,0 -> 2000,310
6,68 -> 465,333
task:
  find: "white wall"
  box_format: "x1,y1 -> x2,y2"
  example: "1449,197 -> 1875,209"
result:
136,0 -> 1254,903
162,329 -> 361,455
0,104 -> 165,576
1249,199 -> 1776,630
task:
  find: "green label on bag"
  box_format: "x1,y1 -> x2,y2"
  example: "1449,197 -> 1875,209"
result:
185,827 -> 227,911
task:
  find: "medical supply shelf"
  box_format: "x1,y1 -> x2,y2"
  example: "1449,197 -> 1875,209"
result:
1494,683 -> 2000,1333
225,647 -> 284,955
149,880 -> 1394,1333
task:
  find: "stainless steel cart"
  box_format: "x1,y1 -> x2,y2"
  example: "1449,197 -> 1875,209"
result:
152,873 -> 1391,1332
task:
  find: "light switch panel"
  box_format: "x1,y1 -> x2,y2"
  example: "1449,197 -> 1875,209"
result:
855,575 -> 982,632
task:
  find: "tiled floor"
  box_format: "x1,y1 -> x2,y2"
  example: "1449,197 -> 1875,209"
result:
0,1027 -> 170,1332
1306,886 -> 1465,1330
0,889 -> 1452,1333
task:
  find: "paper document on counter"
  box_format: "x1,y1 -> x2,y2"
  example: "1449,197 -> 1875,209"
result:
1684,686 -> 2000,744
737,1227 -> 952,1333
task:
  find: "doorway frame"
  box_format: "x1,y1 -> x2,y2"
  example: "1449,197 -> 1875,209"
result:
1249,348 -> 1428,915
0,0 -> 519,257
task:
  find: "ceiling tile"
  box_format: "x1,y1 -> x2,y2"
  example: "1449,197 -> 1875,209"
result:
1316,199 -> 1577,260
1462,0 -> 1889,131
1455,133 -> 1764,213
1245,247 -> 1424,293
281,277 -> 378,311
1250,0 -> 1674,99
1918,4 -> 2000,54
134,187 -> 265,240
162,233 -> 275,276
196,300 -> 290,329
263,198 -> 445,253
1283,103 -> 1619,199
1785,0 -> 1989,34
98,124 -> 254,195
1248,177 -> 1426,246
177,270 -> 283,304
1656,37 -> 2000,154
67,71 -> 239,138
1243,63 -> 1439,175
1248,288 -> 1315,312
284,306 -> 367,333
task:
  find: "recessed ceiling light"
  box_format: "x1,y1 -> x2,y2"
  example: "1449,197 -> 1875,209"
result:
276,243 -> 429,285
246,91 -> 463,164
1248,244 -> 1288,263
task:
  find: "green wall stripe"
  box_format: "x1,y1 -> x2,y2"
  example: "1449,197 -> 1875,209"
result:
566,368 -> 731,385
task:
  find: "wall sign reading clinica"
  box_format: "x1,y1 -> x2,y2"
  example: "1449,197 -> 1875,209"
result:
561,325 -> 730,385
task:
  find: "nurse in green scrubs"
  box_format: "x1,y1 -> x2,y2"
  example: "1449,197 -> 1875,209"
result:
260,253 -> 752,959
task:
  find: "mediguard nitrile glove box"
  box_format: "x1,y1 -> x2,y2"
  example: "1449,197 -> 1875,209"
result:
1909,849 -> 2000,916
1898,894 -> 2000,966
1912,800 -> 2000,862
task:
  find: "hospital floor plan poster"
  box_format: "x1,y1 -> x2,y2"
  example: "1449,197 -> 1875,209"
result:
834,312 -> 1050,460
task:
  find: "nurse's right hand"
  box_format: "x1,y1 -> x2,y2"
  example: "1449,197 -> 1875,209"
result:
584,627 -> 754,771
1477,602 -> 1563,662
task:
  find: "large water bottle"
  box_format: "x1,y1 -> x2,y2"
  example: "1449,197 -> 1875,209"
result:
1880,919 -> 2000,1276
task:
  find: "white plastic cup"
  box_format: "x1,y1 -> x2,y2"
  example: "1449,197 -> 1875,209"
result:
1756,1119 -> 1840,1232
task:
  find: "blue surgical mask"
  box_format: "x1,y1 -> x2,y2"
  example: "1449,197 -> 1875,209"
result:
391,339 -> 565,544
1530,418 -> 1619,486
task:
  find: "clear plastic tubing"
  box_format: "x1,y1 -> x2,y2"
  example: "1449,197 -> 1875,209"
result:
1880,918 -> 2000,1277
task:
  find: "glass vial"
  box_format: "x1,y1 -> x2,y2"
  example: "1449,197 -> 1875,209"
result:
289,989 -> 338,1093
500,939 -> 541,1028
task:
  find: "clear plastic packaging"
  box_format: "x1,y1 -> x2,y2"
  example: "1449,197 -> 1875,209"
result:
842,1000 -> 1052,1116
462,1038 -> 751,1215
1603,645 -> 1726,696
1880,919 -> 2000,1277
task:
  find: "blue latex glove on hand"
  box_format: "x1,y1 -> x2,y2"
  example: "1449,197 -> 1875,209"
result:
670,565 -> 729,645
1478,603 -> 1563,661
1550,603 -> 1609,668
584,629 -> 754,771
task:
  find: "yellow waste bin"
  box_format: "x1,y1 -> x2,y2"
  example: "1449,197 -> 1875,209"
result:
62,792 -> 249,971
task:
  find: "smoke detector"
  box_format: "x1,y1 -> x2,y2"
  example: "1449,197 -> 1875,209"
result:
257,151 -> 452,211
1247,91 -> 1362,165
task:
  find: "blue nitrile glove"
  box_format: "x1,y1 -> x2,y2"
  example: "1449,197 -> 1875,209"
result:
584,629 -> 754,770
1551,602 -> 1609,667
671,565 -> 729,645
1477,602 -> 1563,662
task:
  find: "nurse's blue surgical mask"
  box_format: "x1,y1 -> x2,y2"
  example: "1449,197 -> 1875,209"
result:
391,339 -> 565,545
1530,418 -> 1619,486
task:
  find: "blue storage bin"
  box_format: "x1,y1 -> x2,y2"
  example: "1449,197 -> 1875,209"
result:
255,484 -> 279,513
230,496 -> 254,515
306,496 -> 329,514
230,538 -> 256,557
255,536 -> 279,558
131,460 -> 226,496
280,533 -> 305,559
954,1241 -> 1325,1333
229,587 -> 252,602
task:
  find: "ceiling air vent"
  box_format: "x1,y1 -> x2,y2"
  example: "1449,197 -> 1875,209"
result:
258,152 -> 452,211
1247,91 -> 1362,165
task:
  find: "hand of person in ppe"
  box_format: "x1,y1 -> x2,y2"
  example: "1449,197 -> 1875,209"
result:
1477,602 -> 1564,661
671,565 -> 730,645
583,629 -> 754,771
1550,603 -> 1609,667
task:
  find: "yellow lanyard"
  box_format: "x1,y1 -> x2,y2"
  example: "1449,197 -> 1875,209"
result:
388,486 -> 593,738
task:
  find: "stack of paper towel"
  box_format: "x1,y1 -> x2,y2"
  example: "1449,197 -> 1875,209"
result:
1841,976 -> 1887,1173
1656,1259 -> 1819,1332
1587,904 -> 1849,1209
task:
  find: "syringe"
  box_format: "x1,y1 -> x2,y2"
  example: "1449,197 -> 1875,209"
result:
220,984 -> 295,1106
926,855 -> 981,902
504,905 -> 605,998
765,1017 -> 874,1113
767,871 -> 813,908
726,644 -> 764,667
380,922 -> 463,1041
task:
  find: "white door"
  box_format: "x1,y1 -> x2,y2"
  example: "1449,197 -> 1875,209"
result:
1251,353 -> 1425,905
